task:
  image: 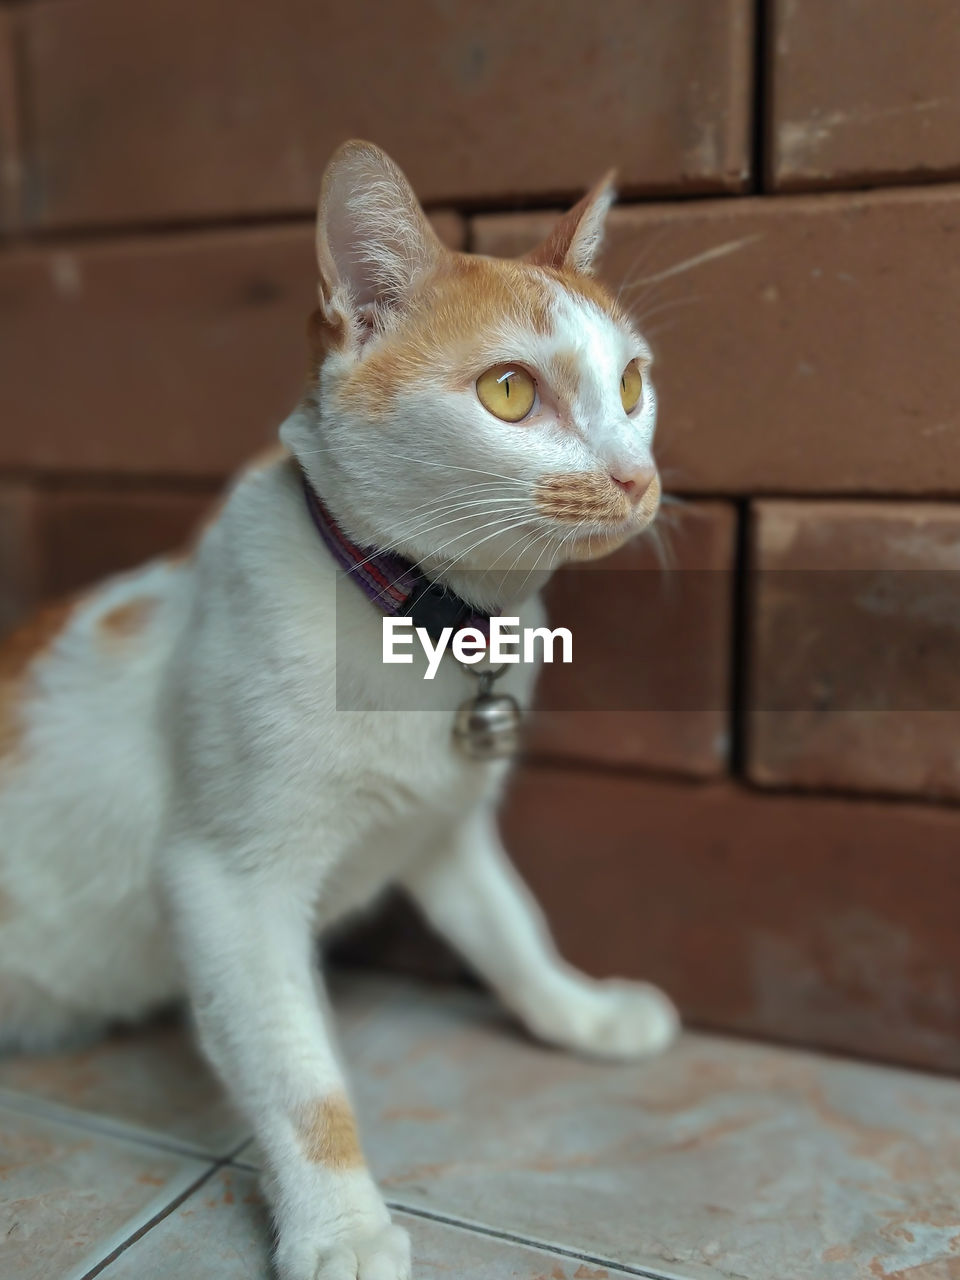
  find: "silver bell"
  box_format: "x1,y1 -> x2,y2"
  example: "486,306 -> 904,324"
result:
453,690 -> 523,760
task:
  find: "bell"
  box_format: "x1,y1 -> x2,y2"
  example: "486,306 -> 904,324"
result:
453,690 -> 523,760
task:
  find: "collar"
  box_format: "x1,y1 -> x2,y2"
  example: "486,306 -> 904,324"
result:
302,474 -> 490,642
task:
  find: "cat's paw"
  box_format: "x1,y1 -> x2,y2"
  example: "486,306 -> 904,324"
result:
276,1222 -> 411,1280
531,978 -> 679,1061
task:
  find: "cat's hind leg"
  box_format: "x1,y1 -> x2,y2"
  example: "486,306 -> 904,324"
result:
402,807 -> 679,1060
0,970 -> 110,1055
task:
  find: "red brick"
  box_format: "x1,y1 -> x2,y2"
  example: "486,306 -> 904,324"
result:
770,0 -> 960,190
501,765 -> 960,1072
31,486 -> 213,598
0,485 -> 213,639
747,500 -> 960,802
0,485 -> 36,637
526,501 -> 736,778
473,186 -> 960,495
0,8 -> 19,233
0,213 -> 462,476
19,0 -> 752,230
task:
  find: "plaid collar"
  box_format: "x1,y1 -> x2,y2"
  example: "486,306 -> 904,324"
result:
302,474 -> 490,642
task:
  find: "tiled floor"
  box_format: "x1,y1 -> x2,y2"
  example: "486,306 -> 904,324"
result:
1,974 -> 959,1280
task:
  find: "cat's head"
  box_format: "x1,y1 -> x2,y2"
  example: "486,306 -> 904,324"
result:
283,141 -> 659,607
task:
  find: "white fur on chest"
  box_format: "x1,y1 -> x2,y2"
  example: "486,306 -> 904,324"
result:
163,459 -> 542,911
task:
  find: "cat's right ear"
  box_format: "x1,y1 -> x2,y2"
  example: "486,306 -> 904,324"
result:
315,140 -> 444,332
524,170 -> 617,276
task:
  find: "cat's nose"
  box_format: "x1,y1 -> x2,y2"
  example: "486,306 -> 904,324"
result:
611,465 -> 658,504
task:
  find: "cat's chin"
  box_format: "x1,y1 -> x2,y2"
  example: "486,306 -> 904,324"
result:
559,524 -> 644,563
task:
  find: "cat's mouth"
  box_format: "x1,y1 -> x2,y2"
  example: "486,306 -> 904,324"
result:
540,472 -> 661,563
532,471 -> 660,531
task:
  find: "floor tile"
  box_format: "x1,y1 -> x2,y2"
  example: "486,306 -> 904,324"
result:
327,974 -> 960,1280
0,1013 -> 248,1157
7,973 -> 960,1280
0,1102 -> 209,1280
99,1165 -> 650,1280
97,1167 -> 272,1280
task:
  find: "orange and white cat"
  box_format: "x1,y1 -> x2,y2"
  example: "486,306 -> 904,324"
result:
0,142 -> 676,1280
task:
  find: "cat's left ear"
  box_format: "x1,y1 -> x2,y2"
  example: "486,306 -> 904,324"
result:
524,170 -> 617,276
315,140 -> 444,325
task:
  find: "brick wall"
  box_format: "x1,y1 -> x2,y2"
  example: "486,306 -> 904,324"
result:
2,1 -> 960,1071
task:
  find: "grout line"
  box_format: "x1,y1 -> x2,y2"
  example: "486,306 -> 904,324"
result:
728,498 -> 752,776
0,1086 -> 246,1162
749,0 -> 770,194
386,1200 -> 698,1280
519,753 -> 960,816
5,171 -> 960,260
5,4 -> 31,239
521,751 -> 727,789
0,186 -> 749,252
0,467 -> 227,493
737,772 -> 960,813
78,1161 -> 225,1280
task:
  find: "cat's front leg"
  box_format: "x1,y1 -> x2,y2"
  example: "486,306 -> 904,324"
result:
403,808 -> 679,1060
164,841 -> 409,1280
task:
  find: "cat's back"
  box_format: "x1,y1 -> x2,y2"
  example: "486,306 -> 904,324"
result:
0,447 -> 297,1045
0,552 -> 193,795
0,444 -> 292,800
0,549 -> 197,1040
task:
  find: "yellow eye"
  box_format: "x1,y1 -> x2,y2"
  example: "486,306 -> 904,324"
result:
476,363 -> 536,423
620,360 -> 644,414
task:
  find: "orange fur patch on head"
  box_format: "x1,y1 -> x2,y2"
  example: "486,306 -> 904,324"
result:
296,1093 -> 364,1169
533,472 -> 631,525
98,597 -> 158,642
334,254 -> 557,418
245,442 -> 290,476
557,268 -> 625,324
324,249 -> 634,424
0,598 -> 76,759
548,350 -> 583,406
637,472 -> 662,523
307,305 -> 350,369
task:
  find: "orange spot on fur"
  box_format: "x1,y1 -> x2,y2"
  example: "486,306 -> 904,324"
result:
98,597 -> 157,641
548,351 -> 583,405
245,442 -> 290,476
296,1093 -> 364,1169
533,472 -> 630,525
639,472 -> 662,522
557,268 -> 625,323
308,306 -> 350,367
0,598 -> 77,759
333,255 -> 557,418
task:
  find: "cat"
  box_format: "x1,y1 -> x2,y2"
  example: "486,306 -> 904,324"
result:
0,141 -> 677,1280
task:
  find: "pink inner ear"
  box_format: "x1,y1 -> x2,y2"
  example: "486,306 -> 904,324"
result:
321,188 -> 386,309
315,141 -> 445,313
